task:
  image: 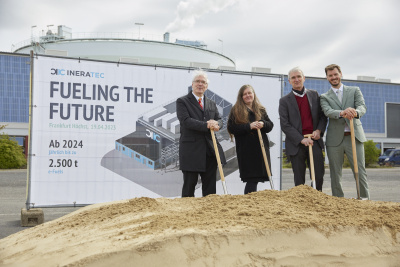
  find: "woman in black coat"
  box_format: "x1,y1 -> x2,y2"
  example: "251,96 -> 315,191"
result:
227,85 -> 274,194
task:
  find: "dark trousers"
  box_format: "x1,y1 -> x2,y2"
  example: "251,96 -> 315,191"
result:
290,143 -> 324,191
244,182 -> 258,194
182,155 -> 218,197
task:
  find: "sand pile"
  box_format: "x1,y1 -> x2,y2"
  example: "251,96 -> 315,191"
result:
1,185 -> 400,266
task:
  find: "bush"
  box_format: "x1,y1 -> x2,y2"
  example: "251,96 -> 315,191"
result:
343,154 -> 351,168
282,152 -> 292,168
364,140 -> 380,167
0,133 -> 27,169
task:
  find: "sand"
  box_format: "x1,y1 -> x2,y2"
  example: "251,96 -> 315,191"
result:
1,185 -> 400,267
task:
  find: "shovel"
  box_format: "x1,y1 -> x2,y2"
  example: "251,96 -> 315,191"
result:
210,129 -> 228,194
257,129 -> 274,190
303,134 -> 317,190
349,119 -> 361,200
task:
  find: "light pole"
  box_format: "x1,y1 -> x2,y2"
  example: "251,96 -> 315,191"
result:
135,23 -> 144,39
31,25 -> 37,39
218,39 -> 223,54
31,26 -> 37,52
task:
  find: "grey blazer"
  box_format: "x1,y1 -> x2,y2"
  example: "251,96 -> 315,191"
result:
279,89 -> 327,156
176,92 -> 226,172
320,85 -> 367,146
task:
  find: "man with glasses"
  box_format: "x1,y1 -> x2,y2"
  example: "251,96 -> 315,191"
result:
176,70 -> 226,197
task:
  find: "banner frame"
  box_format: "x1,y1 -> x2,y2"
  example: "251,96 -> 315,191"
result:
25,53 -> 284,209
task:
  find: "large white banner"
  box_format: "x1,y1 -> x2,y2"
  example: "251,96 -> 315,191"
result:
29,55 -> 282,207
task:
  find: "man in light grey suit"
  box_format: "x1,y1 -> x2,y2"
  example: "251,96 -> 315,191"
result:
279,67 -> 327,191
320,64 -> 369,199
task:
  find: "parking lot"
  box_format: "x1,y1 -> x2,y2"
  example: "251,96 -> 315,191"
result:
1,168 -> 399,239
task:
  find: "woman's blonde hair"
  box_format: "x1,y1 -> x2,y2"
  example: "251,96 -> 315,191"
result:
230,84 -> 266,124
228,85 -> 266,140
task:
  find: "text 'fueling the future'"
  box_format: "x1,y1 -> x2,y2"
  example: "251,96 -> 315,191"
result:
48,82 -> 154,121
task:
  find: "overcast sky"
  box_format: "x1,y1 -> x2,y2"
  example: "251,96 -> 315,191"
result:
1,0 -> 399,83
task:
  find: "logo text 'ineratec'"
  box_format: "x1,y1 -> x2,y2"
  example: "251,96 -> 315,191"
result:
51,68 -> 104,78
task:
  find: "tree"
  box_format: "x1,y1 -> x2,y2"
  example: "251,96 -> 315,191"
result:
364,140 -> 381,167
0,126 -> 27,169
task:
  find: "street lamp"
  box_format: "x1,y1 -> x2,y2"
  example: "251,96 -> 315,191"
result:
31,25 -> 37,37
135,23 -> 144,39
31,25 -> 36,51
31,25 -> 37,44
218,39 -> 223,54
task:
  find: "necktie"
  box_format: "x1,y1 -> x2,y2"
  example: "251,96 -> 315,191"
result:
336,90 -> 342,103
198,98 -> 203,110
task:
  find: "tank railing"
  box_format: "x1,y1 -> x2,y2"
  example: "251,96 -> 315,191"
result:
71,32 -> 164,41
13,33 -> 163,51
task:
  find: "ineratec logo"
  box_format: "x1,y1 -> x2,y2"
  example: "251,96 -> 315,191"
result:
50,68 -> 104,78
146,129 -> 161,143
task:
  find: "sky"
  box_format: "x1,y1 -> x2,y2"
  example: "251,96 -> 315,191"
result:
1,0 -> 399,83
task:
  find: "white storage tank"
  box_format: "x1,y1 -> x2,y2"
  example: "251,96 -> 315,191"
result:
14,25 -> 235,69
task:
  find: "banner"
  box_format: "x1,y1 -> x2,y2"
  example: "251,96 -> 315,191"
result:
29,55 -> 282,207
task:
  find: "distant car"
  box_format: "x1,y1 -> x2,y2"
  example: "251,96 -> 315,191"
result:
378,149 -> 400,166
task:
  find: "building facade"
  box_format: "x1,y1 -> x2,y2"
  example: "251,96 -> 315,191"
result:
0,53 -> 30,150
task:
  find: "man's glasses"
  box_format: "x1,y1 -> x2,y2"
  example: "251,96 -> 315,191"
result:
194,80 -> 207,84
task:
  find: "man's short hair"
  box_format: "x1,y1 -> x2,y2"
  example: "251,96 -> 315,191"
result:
288,67 -> 304,78
325,64 -> 342,75
192,69 -> 209,83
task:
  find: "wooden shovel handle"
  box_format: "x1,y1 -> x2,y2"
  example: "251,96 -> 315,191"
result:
349,119 -> 361,199
210,129 -> 225,182
257,129 -> 272,177
304,134 -> 316,183
349,119 -> 358,173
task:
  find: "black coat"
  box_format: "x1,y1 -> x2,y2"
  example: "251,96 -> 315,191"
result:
227,109 -> 274,182
177,92 -> 226,172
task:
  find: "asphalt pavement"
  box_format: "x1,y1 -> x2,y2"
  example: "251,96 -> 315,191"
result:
1,168 -> 399,239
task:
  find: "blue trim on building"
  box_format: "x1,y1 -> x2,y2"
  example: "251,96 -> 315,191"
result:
115,141 -> 157,170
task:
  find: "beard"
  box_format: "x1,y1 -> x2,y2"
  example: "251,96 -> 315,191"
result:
329,79 -> 340,86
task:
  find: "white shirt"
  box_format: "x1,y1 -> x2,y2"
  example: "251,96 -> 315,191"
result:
292,88 -> 307,97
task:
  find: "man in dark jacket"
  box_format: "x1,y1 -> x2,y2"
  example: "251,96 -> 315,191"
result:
279,67 -> 327,191
176,70 -> 226,197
